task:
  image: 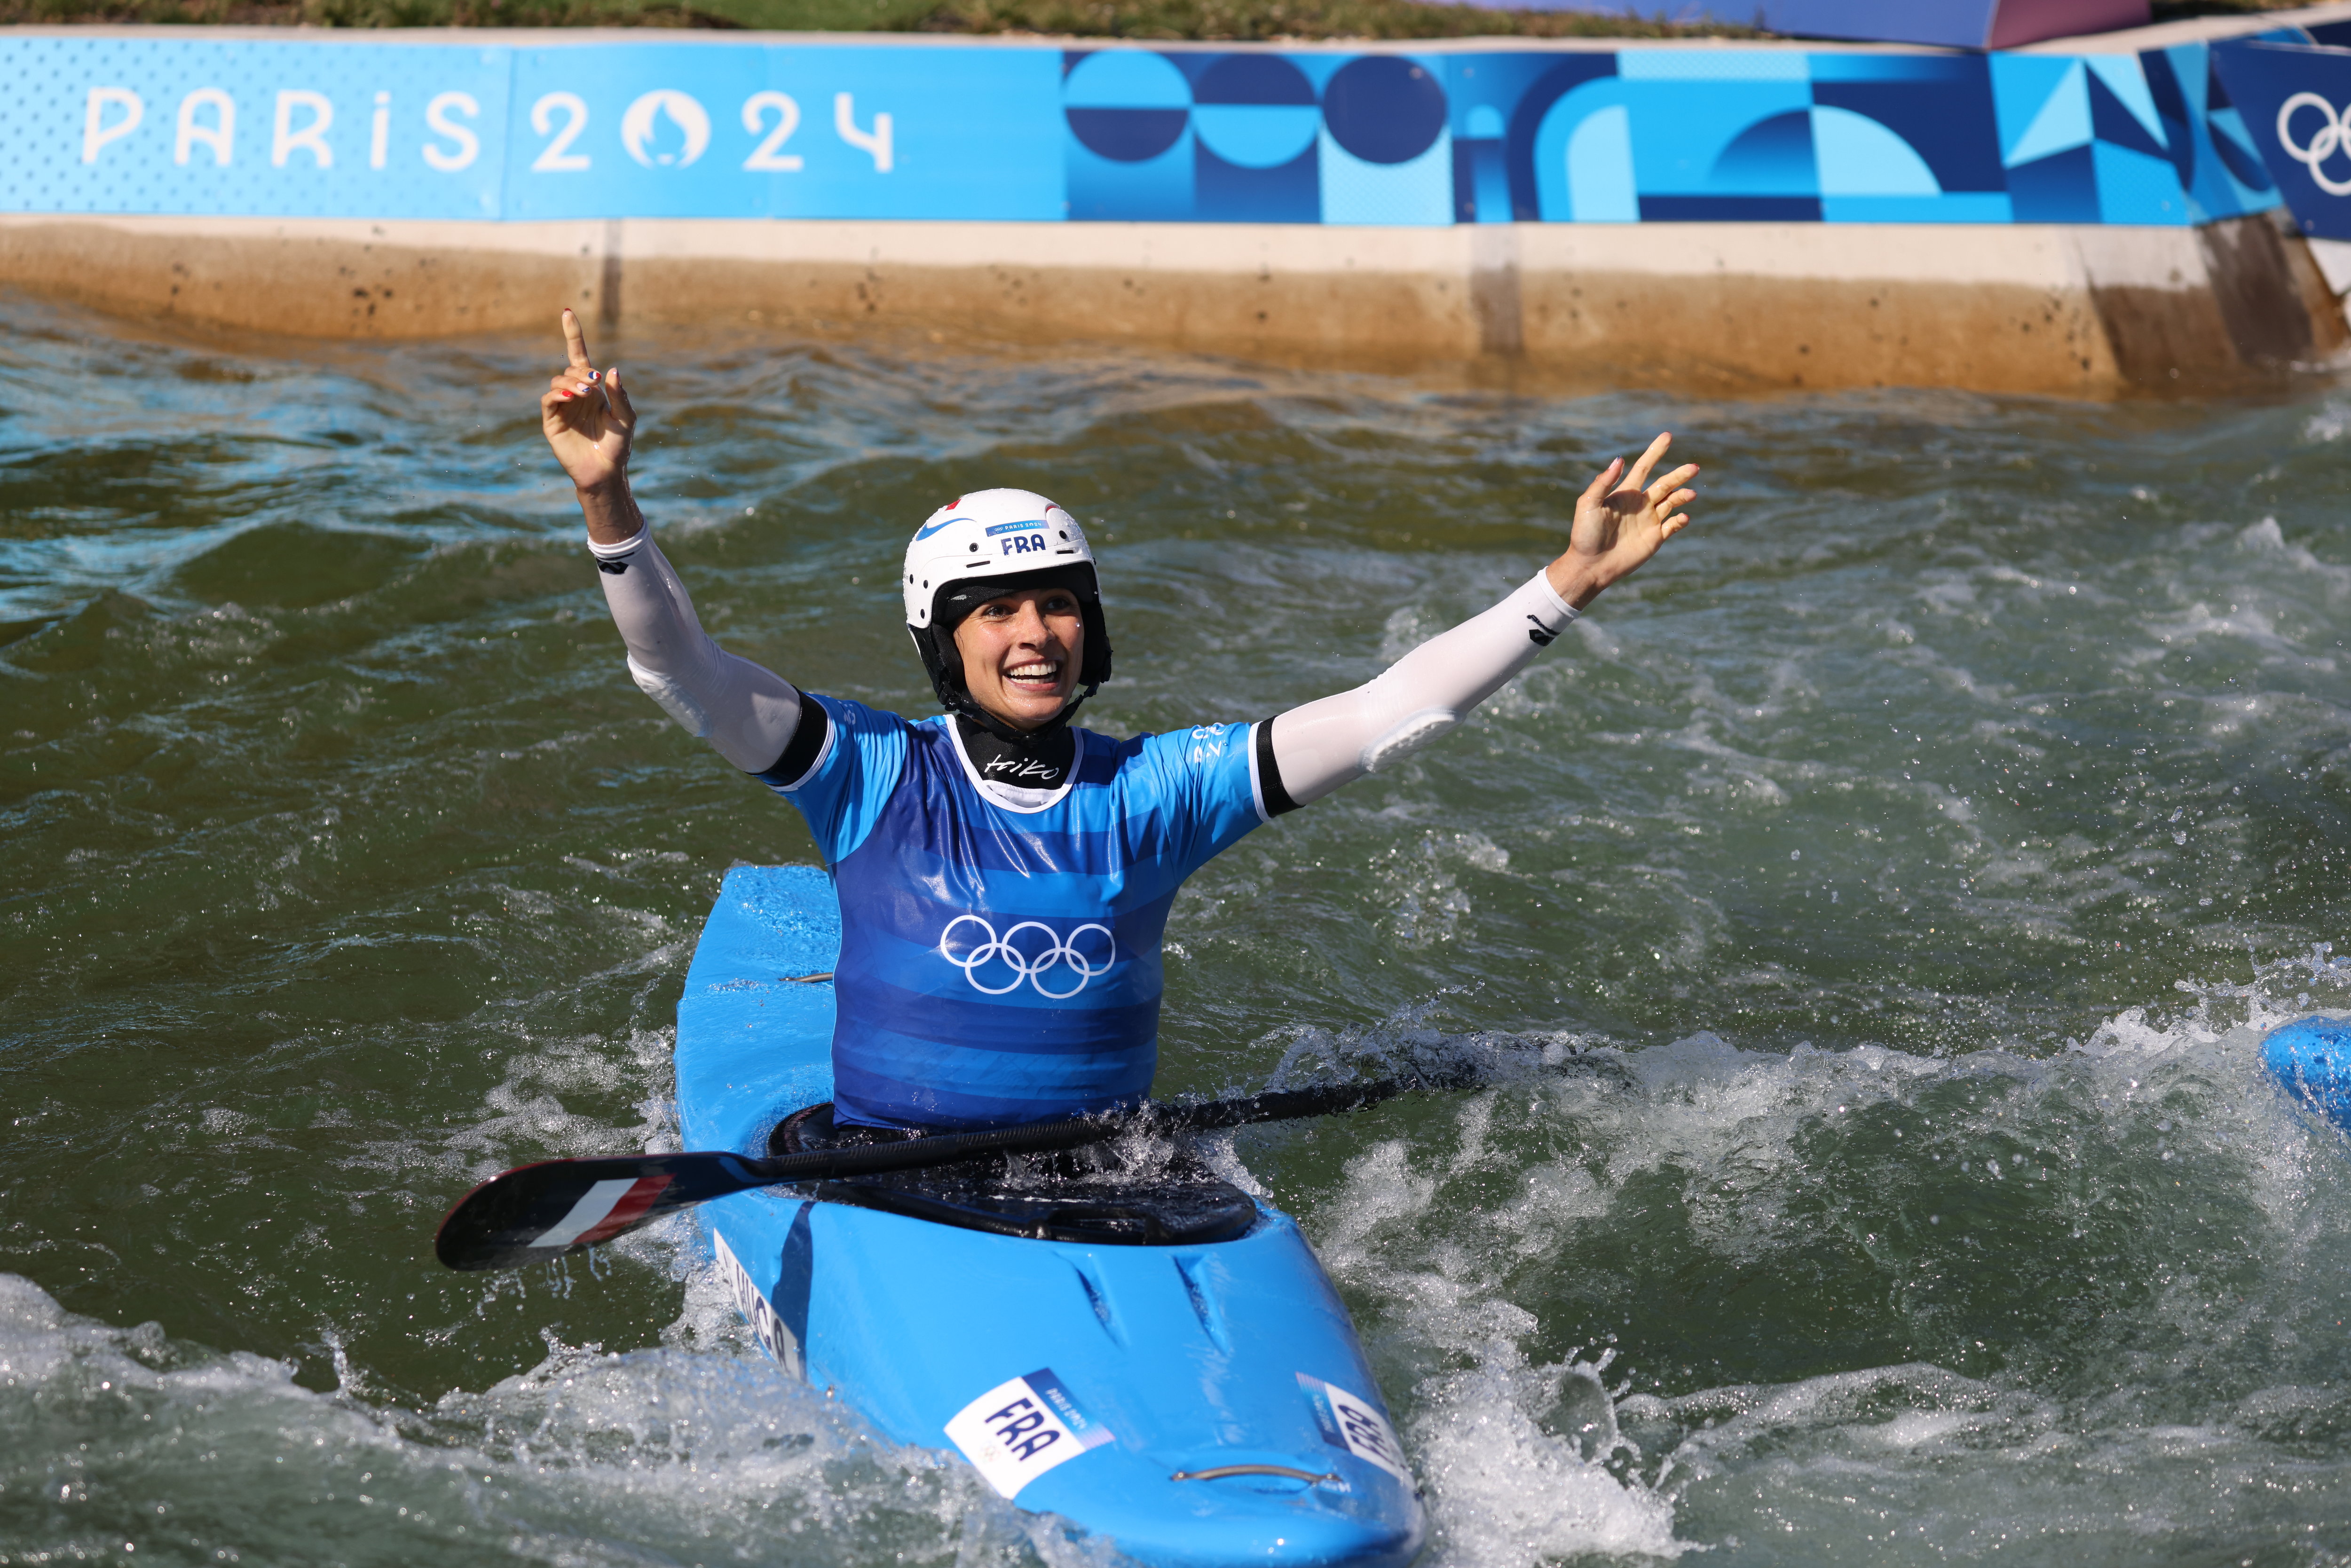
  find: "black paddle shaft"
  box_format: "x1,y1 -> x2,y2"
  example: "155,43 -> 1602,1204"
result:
434,1070 -> 1459,1272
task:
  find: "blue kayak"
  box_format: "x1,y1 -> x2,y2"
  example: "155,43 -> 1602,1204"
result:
2263,1015 -> 2351,1135
676,864 -> 1427,1568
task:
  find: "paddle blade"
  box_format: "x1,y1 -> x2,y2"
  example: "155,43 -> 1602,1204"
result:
434,1153 -> 758,1271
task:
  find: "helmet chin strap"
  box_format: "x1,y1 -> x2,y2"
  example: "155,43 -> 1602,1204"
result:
944,678 -> 1099,745
912,606 -> 1104,746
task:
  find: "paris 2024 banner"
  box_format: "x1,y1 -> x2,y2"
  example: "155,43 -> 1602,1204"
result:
7,32 -> 2316,229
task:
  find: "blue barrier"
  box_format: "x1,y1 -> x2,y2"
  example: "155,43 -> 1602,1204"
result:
9,33 -> 2293,228
2214,40 -> 2351,242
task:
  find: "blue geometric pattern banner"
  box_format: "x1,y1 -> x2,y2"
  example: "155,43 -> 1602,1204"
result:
1,34 -> 2293,227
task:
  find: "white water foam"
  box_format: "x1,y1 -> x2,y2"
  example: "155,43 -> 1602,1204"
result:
1280,946 -> 2351,1564
0,1261 -> 1137,1568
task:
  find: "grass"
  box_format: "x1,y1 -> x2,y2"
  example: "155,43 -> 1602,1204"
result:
901,0 -> 1763,36
0,0 -> 2299,41
0,0 -> 1760,38
0,0 -> 746,24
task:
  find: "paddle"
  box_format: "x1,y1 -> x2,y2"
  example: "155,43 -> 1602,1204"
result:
435,1057 -> 1521,1272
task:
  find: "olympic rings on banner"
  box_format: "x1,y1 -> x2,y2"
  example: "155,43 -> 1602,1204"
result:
939,914 -> 1117,998
2279,92 -> 2351,197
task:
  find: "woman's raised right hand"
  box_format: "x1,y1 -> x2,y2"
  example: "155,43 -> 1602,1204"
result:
541,307 -> 636,495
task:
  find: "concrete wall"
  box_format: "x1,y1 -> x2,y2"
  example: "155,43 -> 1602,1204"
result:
2,208 -> 2341,396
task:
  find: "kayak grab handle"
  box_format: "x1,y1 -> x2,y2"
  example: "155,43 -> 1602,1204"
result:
1169,1464 -> 1342,1485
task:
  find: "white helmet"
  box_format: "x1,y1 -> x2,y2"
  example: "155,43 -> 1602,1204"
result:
902,489 -> 1096,627
902,489 -> 1113,724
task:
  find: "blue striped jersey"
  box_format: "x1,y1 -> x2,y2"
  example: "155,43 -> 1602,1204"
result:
764,696 -> 1270,1130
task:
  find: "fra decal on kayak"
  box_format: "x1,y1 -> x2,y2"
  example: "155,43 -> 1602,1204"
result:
945,1369 -> 1116,1498
1298,1373 -> 1412,1486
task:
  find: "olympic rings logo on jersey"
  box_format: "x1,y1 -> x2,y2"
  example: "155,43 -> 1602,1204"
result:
939,915 -> 1117,998
2279,93 -> 2351,196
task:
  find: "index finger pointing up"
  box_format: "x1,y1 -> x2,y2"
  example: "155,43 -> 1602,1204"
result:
560,307 -> 593,370
1622,432 -> 1673,493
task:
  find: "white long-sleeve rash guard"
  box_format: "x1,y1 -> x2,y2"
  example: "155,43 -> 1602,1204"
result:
1261,570 -> 1578,810
589,529 -> 805,772
588,526 -> 1578,807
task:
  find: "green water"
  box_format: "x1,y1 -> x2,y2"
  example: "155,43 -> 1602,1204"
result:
7,294 -> 2351,1567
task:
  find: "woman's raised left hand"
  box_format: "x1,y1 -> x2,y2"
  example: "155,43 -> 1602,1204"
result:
1546,433 -> 1698,611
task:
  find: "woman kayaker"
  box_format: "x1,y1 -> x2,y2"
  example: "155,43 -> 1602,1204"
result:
541,309 -> 1697,1133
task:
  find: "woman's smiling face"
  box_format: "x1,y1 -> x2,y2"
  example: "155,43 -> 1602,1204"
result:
951,585 -> 1086,731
